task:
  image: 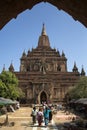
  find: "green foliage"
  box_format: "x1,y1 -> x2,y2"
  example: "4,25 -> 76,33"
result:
0,71 -> 18,86
67,76 -> 87,100
0,71 -> 24,99
0,80 -> 7,97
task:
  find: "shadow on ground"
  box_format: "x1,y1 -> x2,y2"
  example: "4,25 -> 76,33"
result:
21,121 -> 66,130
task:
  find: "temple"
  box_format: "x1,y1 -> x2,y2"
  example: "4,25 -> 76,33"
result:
9,24 -> 85,104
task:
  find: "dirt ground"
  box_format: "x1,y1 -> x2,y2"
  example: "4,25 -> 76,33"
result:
0,107 -> 77,130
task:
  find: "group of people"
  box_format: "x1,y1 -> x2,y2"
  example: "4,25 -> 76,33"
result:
31,105 -> 53,127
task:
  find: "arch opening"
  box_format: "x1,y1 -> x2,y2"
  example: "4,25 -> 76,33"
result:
40,91 -> 47,104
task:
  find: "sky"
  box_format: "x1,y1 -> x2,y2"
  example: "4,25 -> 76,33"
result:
0,2 -> 87,74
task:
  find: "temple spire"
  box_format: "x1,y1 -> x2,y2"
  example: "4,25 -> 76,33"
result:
2,64 -> 5,71
41,23 -> 47,36
81,65 -> 85,76
37,24 -> 50,47
9,61 -> 14,72
72,61 -> 78,72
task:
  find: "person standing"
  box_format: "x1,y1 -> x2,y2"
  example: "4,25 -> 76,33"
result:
31,106 -> 37,124
37,108 -> 43,126
43,106 -> 50,127
49,106 -> 53,123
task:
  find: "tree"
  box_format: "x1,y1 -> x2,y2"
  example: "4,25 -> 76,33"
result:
0,80 -> 7,97
66,76 -> 87,100
0,71 -> 24,99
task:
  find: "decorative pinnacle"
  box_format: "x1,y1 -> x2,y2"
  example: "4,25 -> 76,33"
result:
41,23 -> 47,36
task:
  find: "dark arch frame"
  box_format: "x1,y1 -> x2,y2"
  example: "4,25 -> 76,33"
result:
0,0 -> 87,30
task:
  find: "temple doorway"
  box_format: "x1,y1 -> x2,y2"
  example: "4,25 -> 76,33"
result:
40,91 -> 47,104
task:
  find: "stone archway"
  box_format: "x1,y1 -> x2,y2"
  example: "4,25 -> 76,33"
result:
40,91 -> 47,104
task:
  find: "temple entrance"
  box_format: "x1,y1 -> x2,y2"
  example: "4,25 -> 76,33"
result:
40,91 -> 47,104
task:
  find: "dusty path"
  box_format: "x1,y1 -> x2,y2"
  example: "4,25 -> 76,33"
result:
0,107 -> 76,130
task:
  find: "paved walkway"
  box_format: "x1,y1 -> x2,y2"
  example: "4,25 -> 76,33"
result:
0,107 -> 76,130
